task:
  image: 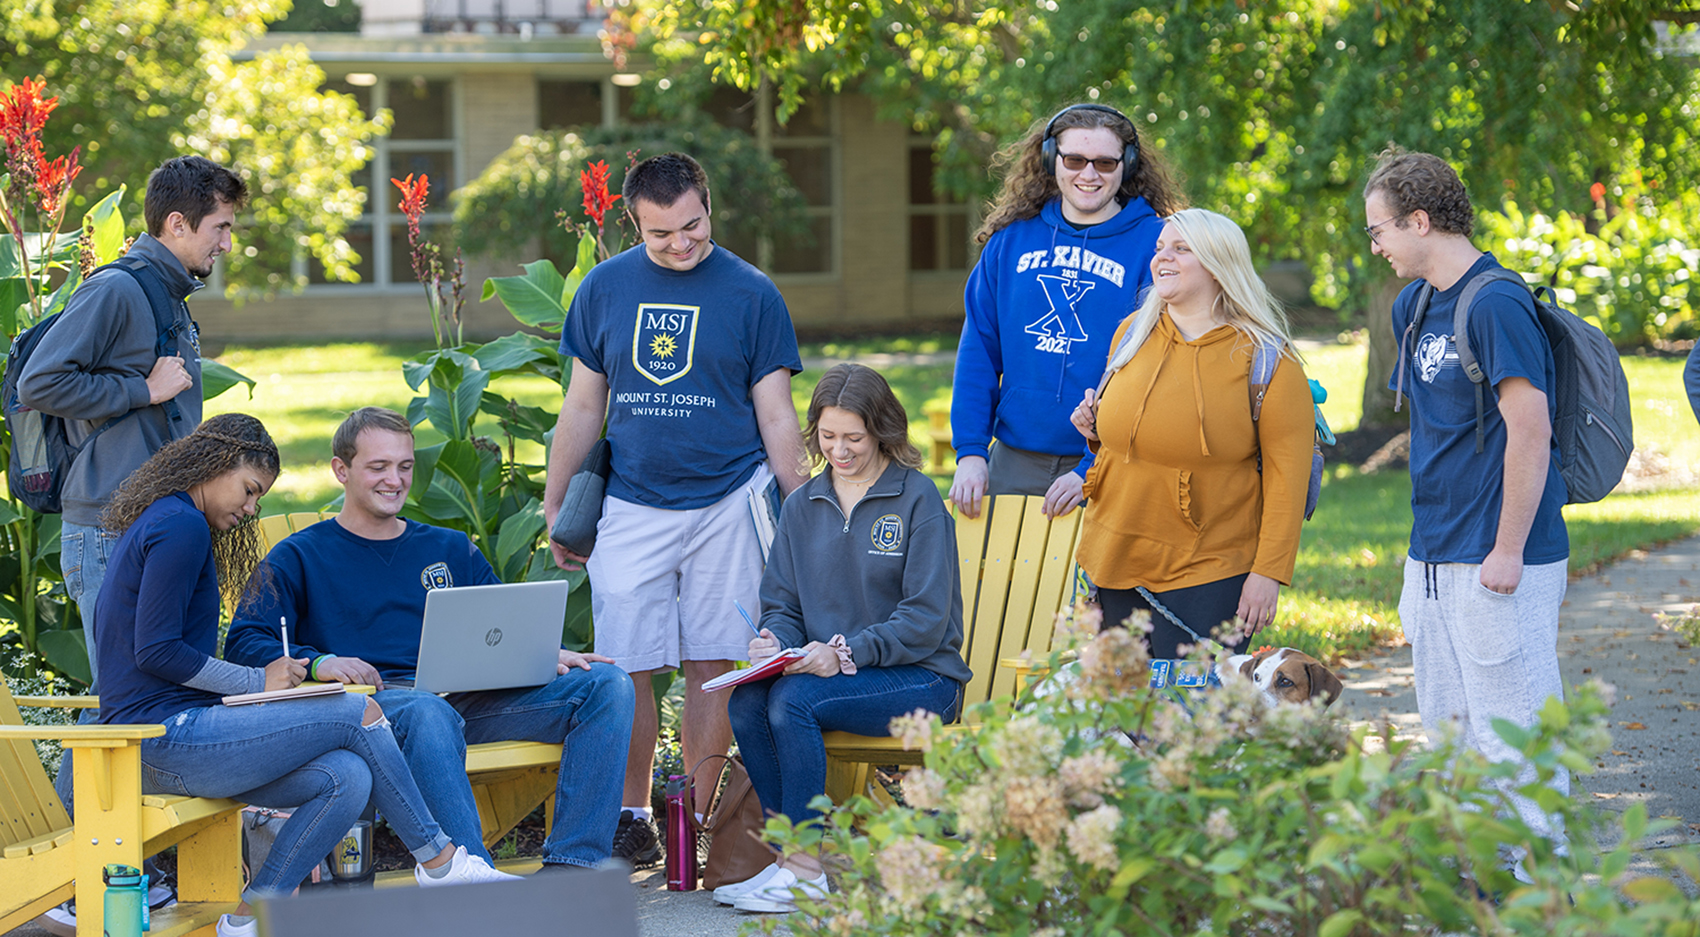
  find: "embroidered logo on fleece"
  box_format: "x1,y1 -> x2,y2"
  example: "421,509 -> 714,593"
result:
420,562 -> 453,591
870,514 -> 905,555
632,303 -> 700,386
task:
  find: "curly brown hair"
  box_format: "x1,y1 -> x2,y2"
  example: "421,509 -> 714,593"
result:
803,364 -> 924,471
101,413 -> 281,612
1363,146 -> 1475,237
976,104 -> 1187,244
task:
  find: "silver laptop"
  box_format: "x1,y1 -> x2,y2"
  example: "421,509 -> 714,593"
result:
411,581 -> 569,694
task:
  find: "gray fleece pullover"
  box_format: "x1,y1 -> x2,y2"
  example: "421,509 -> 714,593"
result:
17,235 -> 204,526
760,462 -> 972,685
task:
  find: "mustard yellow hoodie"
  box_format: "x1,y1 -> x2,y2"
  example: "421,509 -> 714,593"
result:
1078,313 -> 1314,591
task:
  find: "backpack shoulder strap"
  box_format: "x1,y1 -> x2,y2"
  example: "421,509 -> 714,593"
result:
1393,282 -> 1436,413
1247,337 -> 1283,422
94,255 -> 187,425
1451,267 -> 1528,386
1452,266 -> 1530,454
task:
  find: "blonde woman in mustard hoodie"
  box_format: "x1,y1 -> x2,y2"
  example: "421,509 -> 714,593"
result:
1069,208 -> 1314,659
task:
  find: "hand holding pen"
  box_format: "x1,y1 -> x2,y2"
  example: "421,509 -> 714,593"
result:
736,600 -> 779,663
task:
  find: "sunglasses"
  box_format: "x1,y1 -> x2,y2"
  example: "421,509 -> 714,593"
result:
1059,154 -> 1124,173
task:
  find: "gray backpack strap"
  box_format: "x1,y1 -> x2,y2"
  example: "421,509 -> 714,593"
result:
1248,338 -> 1282,422
1394,283 -> 1436,413
1452,267 -> 1529,453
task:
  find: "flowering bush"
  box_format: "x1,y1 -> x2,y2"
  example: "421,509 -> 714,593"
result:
753,611 -> 1700,936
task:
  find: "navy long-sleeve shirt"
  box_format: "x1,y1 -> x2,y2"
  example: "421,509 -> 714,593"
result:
96,492 -> 265,725
226,518 -> 500,685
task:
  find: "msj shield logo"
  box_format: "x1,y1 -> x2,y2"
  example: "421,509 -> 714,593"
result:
632,303 -> 700,386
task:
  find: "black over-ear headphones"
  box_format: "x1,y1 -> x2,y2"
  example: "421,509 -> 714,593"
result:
1040,103 -> 1139,178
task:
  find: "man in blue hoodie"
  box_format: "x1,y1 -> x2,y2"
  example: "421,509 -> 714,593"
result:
949,103 -> 1185,518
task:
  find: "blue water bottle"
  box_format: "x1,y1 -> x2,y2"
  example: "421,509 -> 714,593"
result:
102,863 -> 145,937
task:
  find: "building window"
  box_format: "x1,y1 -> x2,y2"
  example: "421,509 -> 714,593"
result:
538,79 -> 603,129
706,87 -> 837,277
908,141 -> 969,272
307,75 -> 459,288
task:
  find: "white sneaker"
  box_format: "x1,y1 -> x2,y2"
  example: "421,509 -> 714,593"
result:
415,845 -> 525,887
731,866 -> 829,913
712,862 -> 783,905
216,914 -> 258,937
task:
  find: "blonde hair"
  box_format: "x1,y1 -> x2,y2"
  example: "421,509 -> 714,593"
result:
1103,208 -> 1298,378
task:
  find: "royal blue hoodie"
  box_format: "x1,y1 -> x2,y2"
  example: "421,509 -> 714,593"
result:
952,196 -> 1163,470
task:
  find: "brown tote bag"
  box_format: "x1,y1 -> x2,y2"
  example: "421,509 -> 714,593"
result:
688,753 -> 778,890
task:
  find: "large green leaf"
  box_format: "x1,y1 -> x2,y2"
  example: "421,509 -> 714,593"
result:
493,498 -> 545,582
38,628 -> 92,687
0,234 -> 19,279
481,259 -> 568,332
526,551 -> 592,650
422,371 -> 490,441
38,263 -> 83,322
0,502 -> 22,527
201,359 -> 256,400
471,331 -> 557,376
408,441 -> 446,503
82,187 -> 128,266
418,439 -> 501,537
477,392 -> 556,448
0,277 -> 29,336
561,232 -> 598,310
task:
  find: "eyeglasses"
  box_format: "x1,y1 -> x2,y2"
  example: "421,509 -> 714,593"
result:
1059,153 -> 1124,173
1363,214 -> 1406,245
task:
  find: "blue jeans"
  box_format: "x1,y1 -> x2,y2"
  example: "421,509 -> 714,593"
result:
139,692 -> 453,903
54,523 -> 121,816
729,666 -> 961,824
61,521 -> 120,685
373,661 -> 634,868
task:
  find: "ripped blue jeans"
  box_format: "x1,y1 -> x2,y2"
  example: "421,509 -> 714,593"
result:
139,692 -> 452,903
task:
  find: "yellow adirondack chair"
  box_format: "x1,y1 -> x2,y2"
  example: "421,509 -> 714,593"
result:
821,494 -> 1084,802
254,512 -> 561,852
1,675 -> 242,937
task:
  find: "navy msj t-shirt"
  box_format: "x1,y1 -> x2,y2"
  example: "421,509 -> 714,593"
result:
560,242 -> 801,510
1388,252 -> 1568,565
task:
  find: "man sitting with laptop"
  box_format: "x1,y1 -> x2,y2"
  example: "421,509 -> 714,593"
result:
226,407 -> 636,873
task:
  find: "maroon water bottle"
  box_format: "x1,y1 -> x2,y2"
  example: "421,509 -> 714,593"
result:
664,774 -> 698,891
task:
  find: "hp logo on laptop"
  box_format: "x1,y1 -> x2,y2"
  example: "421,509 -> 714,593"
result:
485,628 -> 503,647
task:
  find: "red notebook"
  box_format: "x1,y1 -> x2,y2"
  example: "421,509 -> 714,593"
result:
701,648 -> 808,691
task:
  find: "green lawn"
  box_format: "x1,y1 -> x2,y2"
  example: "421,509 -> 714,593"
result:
206,335 -> 1700,661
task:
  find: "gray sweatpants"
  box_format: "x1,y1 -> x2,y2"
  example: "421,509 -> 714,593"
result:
1399,557 -> 1569,839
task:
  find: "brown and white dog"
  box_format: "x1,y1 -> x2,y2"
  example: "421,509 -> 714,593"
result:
1220,647 -> 1343,709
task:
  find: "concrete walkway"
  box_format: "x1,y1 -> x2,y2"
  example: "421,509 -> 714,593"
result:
1335,535 -> 1700,872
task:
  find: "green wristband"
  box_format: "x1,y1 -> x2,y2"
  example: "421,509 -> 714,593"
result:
310,654 -> 335,680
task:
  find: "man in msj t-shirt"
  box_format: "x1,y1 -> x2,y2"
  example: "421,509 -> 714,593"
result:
227,407 -> 635,873
542,153 -> 809,867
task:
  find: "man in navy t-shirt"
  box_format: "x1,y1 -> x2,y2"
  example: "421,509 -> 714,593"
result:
543,153 -> 809,867
227,408 -> 636,873
1365,149 -> 1569,850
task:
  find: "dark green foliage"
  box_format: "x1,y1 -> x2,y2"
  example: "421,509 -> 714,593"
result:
452,119 -> 812,263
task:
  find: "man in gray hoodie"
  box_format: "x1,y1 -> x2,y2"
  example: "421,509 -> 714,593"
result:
19,155 -> 248,682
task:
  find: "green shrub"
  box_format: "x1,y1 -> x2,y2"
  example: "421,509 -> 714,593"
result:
754,615 -> 1700,936
1479,191 -> 1700,348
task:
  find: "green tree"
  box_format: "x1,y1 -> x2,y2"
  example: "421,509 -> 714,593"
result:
1,1 -> 390,293
626,0 -> 1700,426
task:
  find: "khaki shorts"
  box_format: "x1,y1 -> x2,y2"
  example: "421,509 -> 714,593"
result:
586,464 -> 770,673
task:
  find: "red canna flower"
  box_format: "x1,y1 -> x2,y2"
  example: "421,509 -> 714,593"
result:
1589,182 -> 1606,203
579,160 -> 621,228
34,145 -> 82,217
0,76 -> 57,145
393,173 -> 430,225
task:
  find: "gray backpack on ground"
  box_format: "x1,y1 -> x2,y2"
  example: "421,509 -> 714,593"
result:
1406,267 -> 1633,504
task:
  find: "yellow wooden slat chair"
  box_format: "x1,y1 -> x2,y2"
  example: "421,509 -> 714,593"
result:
1,676 -> 242,937
820,494 -> 1084,803
255,512 -> 562,854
